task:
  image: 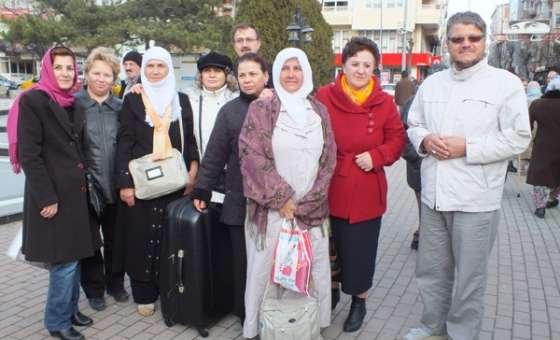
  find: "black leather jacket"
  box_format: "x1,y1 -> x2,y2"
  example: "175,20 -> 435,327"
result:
75,89 -> 122,204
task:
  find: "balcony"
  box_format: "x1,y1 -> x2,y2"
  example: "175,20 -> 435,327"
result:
416,3 -> 442,26
321,6 -> 353,26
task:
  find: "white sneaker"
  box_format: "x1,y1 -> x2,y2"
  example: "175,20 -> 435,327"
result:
403,327 -> 448,340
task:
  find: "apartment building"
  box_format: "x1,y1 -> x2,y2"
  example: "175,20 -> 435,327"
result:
321,0 -> 446,83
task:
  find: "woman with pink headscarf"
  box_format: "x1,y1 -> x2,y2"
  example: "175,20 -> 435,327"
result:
13,46 -> 100,340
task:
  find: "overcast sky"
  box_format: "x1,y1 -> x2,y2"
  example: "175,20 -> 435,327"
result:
447,0 -> 508,26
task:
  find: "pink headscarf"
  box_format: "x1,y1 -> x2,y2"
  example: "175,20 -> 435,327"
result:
7,47 -> 78,173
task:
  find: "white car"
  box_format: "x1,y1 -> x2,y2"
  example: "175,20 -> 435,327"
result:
381,83 -> 395,97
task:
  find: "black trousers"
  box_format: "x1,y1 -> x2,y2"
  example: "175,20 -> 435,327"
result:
130,277 -> 159,304
331,216 -> 382,296
80,203 -> 126,298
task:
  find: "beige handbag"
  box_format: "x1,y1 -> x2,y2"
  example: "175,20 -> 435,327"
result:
128,93 -> 188,200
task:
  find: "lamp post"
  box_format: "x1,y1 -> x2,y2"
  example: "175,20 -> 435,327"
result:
286,7 -> 314,48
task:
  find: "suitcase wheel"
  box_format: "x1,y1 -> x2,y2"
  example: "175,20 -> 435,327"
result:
197,327 -> 209,338
164,317 -> 175,328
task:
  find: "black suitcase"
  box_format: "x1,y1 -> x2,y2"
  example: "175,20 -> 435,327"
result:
160,197 -> 233,337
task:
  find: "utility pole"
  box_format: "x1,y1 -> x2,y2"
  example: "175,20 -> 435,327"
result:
380,0 -> 384,67
401,0 -> 409,71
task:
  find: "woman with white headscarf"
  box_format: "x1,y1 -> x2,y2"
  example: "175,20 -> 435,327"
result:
239,48 -> 337,338
114,46 -> 199,316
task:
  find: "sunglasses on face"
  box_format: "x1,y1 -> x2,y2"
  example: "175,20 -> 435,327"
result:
448,35 -> 484,44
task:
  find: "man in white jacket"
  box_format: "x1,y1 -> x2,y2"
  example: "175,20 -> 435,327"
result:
404,11 -> 531,340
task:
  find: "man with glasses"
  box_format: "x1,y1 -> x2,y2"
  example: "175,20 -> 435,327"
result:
231,23 -> 273,88
404,11 -> 531,340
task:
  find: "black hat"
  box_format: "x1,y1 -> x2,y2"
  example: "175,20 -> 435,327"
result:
197,52 -> 233,73
123,51 -> 142,67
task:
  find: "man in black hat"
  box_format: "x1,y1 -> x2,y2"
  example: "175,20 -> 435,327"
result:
118,51 -> 142,98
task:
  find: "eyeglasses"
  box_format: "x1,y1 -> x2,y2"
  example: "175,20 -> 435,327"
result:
235,37 -> 258,44
448,35 -> 484,44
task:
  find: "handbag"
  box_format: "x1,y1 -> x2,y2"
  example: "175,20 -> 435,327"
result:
85,170 -> 105,218
260,220 -> 320,340
271,219 -> 313,295
129,93 -> 188,200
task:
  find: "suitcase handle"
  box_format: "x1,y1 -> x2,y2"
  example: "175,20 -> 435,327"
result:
177,249 -> 185,294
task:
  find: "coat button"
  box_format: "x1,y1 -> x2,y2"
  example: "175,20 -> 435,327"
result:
77,163 -> 84,170
80,185 -> 87,192
368,121 -> 374,126
367,128 -> 373,134
69,141 -> 75,146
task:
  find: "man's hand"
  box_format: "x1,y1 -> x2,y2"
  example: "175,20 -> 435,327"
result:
120,188 -> 135,207
193,199 -> 207,212
421,133 -> 450,160
279,199 -> 296,220
441,136 -> 466,159
355,152 -> 373,172
40,203 -> 58,219
129,84 -> 143,94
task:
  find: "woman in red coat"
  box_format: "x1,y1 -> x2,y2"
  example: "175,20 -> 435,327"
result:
315,37 -> 405,333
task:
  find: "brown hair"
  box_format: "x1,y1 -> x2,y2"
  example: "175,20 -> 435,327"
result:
231,23 -> 260,42
341,37 -> 380,67
235,52 -> 268,74
83,47 -> 120,81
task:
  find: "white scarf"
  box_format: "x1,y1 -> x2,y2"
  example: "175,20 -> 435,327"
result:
272,48 -> 313,128
141,46 -> 181,126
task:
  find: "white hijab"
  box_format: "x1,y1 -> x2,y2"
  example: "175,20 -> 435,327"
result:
141,46 -> 181,126
272,48 -> 313,128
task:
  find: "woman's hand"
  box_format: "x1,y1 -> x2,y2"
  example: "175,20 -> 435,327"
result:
193,199 -> 207,212
40,203 -> 58,219
279,199 -> 296,220
259,88 -> 274,99
183,170 -> 197,196
128,84 -> 144,94
120,188 -> 135,207
355,152 -> 373,172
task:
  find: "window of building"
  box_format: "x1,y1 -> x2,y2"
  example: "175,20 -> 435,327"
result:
396,0 -> 404,7
332,30 -> 352,53
387,0 -> 395,8
323,0 -> 349,10
365,0 -> 381,8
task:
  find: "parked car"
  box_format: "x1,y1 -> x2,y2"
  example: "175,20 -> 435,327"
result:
381,83 -> 395,97
0,75 -> 20,90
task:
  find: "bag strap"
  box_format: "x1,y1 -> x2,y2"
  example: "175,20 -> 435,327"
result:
198,94 -> 204,156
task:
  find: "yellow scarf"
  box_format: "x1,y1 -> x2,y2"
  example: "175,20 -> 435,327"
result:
341,74 -> 374,105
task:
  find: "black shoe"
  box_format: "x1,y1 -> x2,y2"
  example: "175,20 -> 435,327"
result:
546,199 -> 559,209
71,311 -> 93,327
331,287 -> 340,310
49,327 -> 85,340
410,230 -> 419,250
108,289 -> 130,303
88,297 -> 106,311
343,296 -> 366,333
535,208 -> 546,219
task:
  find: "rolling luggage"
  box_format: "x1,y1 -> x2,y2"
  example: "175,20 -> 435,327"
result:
160,197 -> 233,337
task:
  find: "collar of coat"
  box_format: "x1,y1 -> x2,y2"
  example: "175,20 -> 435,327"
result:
323,72 -> 389,114
75,88 -> 122,111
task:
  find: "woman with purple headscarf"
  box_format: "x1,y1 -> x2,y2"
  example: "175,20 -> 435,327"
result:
14,46 -> 100,340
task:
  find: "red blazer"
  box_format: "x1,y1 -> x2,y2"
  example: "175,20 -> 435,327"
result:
315,74 -> 405,223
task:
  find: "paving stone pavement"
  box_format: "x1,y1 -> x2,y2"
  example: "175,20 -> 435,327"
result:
0,160 -> 559,340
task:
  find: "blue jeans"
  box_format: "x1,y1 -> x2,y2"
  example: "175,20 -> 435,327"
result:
44,261 -> 80,331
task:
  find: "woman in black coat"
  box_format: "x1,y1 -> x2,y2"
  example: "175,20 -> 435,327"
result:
191,53 -> 270,322
115,47 -> 199,317
527,77 -> 560,218
17,46 -> 100,340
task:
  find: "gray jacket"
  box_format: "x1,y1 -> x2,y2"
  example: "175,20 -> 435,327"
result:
75,89 -> 122,204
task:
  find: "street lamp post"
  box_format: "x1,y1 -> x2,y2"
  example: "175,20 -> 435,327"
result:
286,7 -> 314,48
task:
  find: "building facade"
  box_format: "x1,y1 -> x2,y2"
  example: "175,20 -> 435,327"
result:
320,0 -> 446,83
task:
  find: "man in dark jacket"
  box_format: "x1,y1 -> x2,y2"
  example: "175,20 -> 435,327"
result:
118,51 -> 142,98
231,23 -> 273,88
395,70 -> 416,112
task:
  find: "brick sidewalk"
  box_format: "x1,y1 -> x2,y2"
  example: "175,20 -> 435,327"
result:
0,160 -> 559,340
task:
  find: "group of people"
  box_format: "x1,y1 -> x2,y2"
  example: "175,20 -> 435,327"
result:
7,10 -> 537,340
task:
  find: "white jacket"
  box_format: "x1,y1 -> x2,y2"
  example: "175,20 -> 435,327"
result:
407,60 -> 531,212
184,85 -> 238,203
